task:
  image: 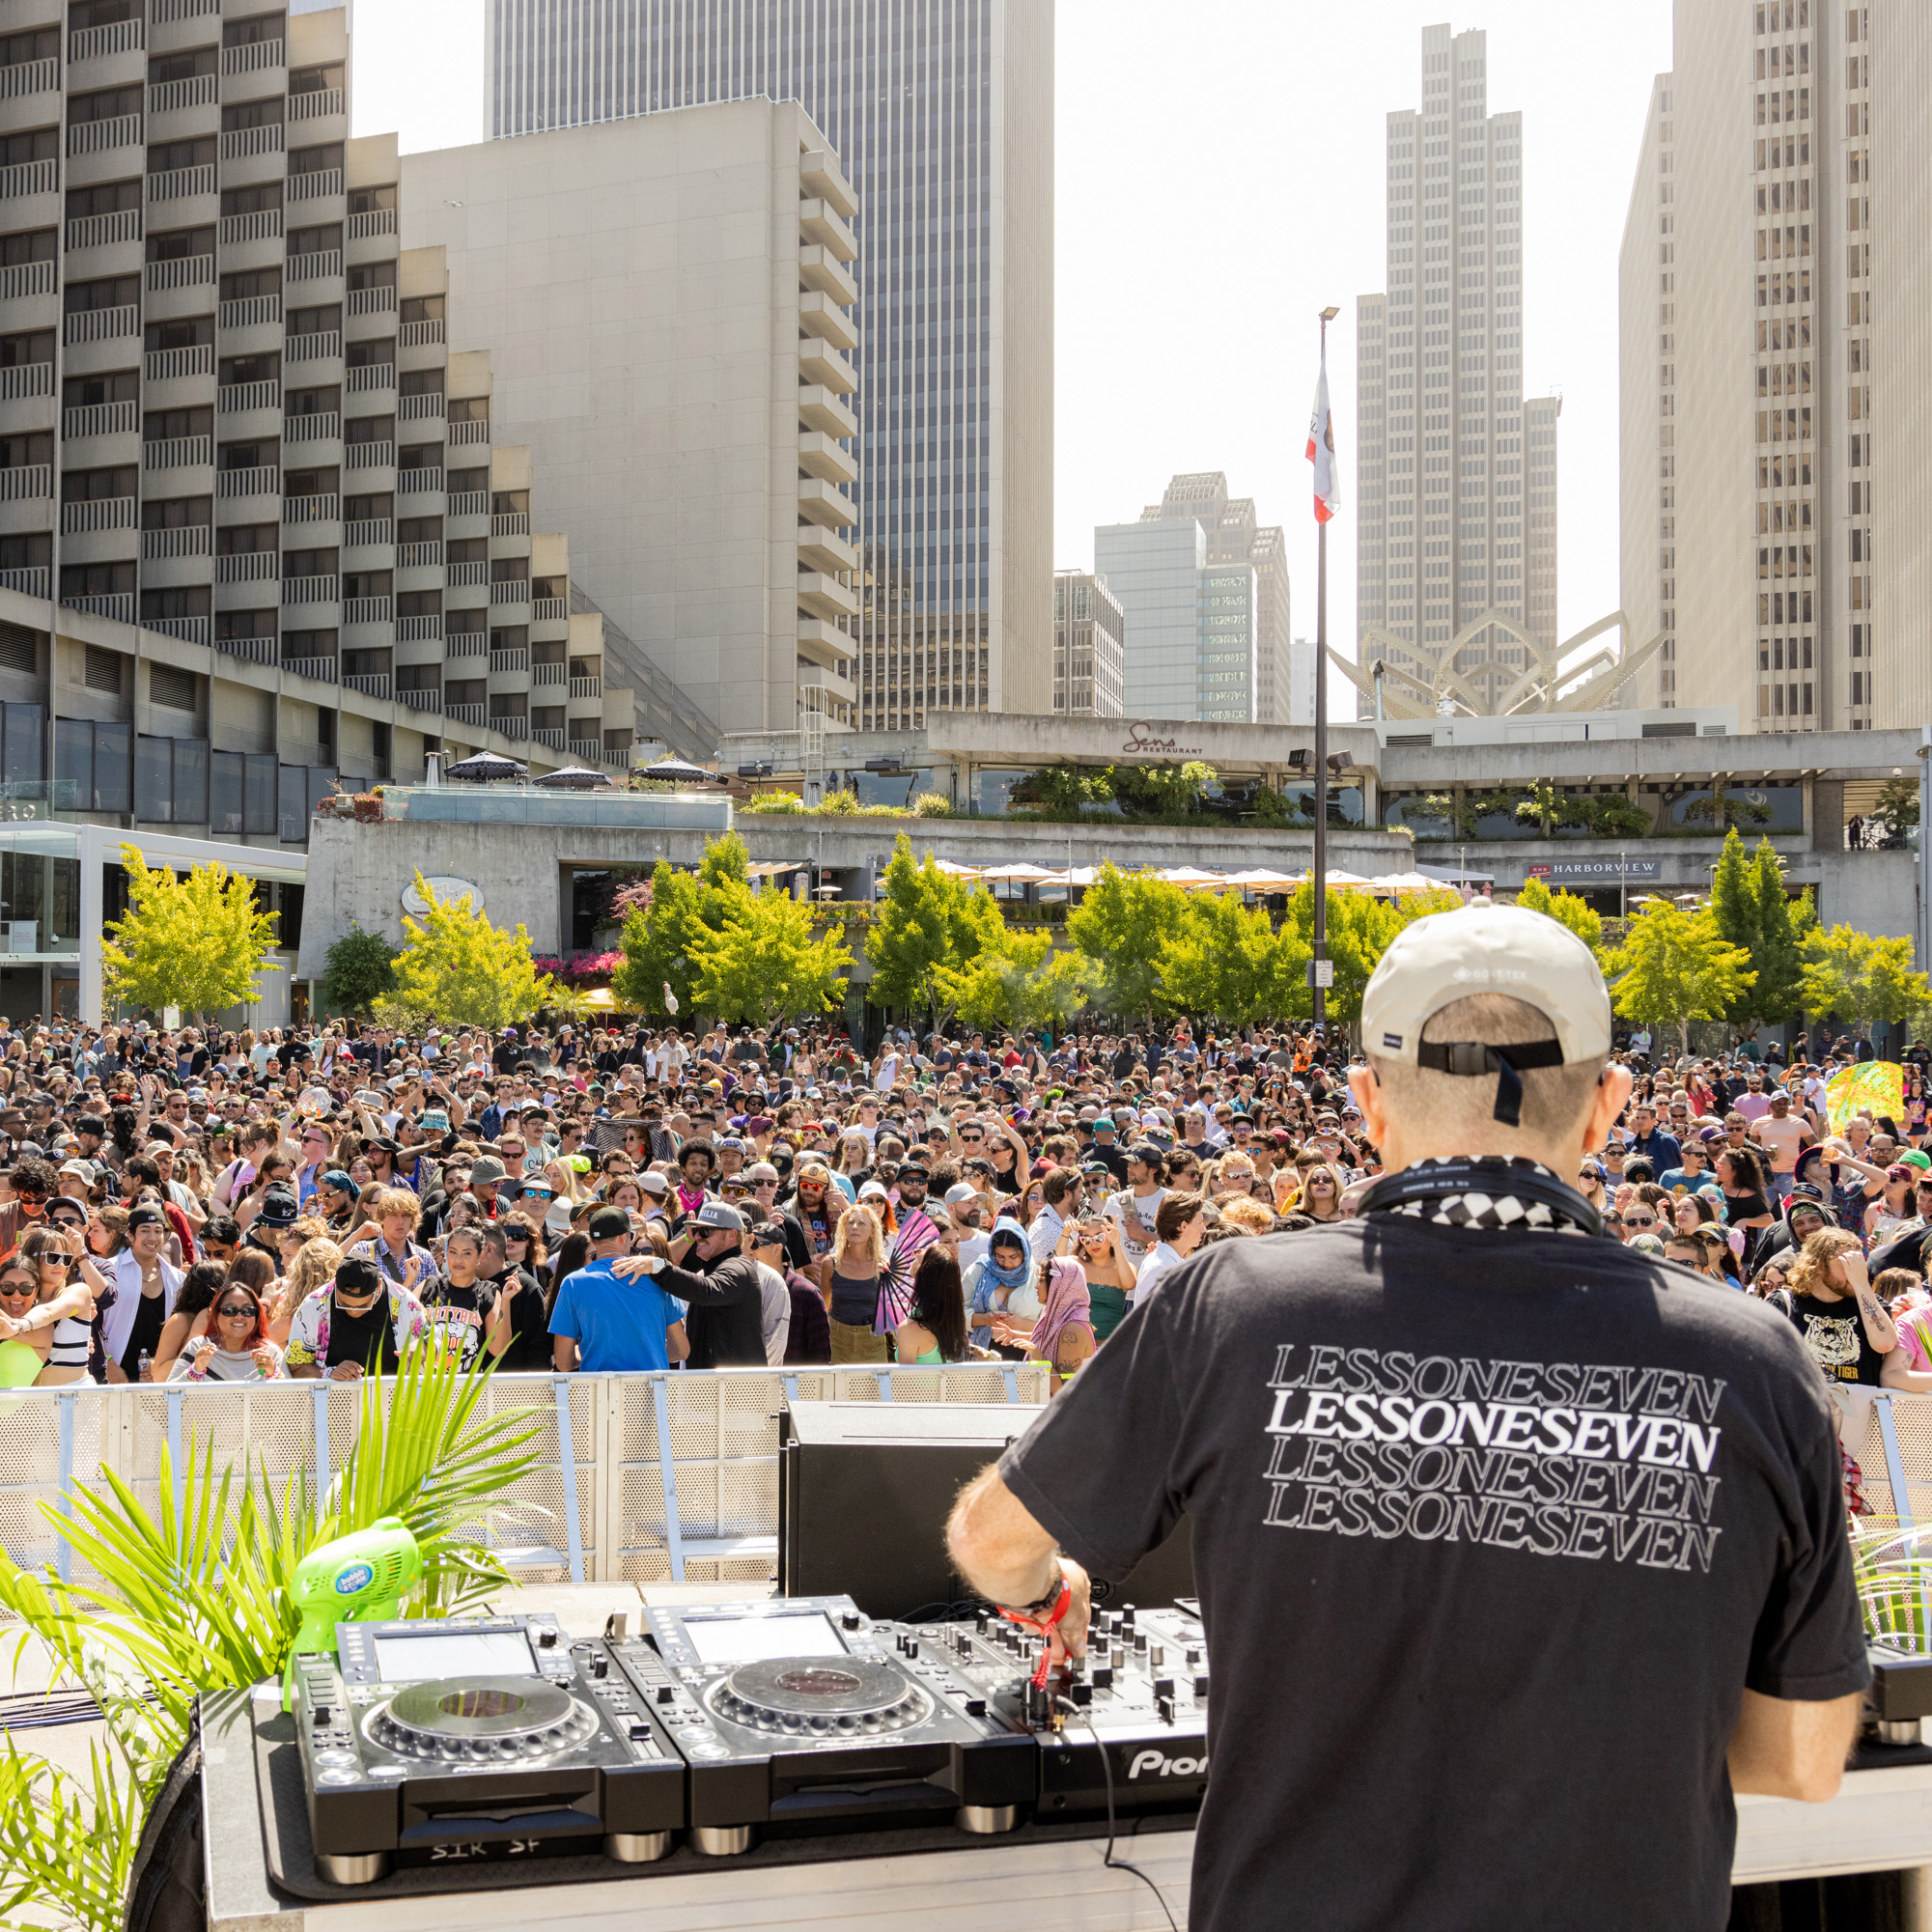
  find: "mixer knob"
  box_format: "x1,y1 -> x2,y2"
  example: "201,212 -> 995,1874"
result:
537,1628 -> 558,1649
592,1655 -> 609,1679
906,1639 -> 919,1661
1187,1648 -> 1202,1666
1150,1645 -> 1165,1668
842,1611 -> 862,1632
1091,1665 -> 1113,1689
1134,1634 -> 1148,1655
1193,1673 -> 1211,1700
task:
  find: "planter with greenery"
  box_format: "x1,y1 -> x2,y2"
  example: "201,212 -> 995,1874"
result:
0,1352 -> 545,1932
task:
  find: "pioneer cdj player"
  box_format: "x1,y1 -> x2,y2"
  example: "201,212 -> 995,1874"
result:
929,1599 -> 1212,1820
603,1595 -> 1038,1854
292,1612 -> 686,1884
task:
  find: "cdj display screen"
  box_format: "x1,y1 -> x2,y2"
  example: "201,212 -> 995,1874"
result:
684,1612 -> 848,1666
372,1628 -> 536,1681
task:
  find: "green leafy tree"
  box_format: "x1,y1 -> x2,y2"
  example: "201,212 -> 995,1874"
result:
100,844 -> 281,1020
690,886 -> 852,1024
935,930 -> 1089,1035
1515,876 -> 1604,956
321,921 -> 398,1016
1009,764 -> 1114,814
1156,890 -> 1280,1025
1871,774 -> 1921,842
1749,842 -> 1808,1029
864,834 -> 1007,1031
1515,781 -> 1563,837
1706,829 -> 1763,1031
1604,899 -> 1756,1058
612,831 -> 752,1020
1113,760 -> 1218,819
1065,862 -> 1190,1021
394,872 -> 554,1029
1802,925 -> 1932,1032
1273,884 -> 1460,1023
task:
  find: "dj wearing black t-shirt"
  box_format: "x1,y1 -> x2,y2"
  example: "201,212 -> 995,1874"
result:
948,905 -> 1867,1932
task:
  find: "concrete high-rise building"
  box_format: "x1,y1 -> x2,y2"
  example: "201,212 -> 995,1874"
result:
402,103 -> 861,744
1050,569 -> 1122,717
1141,472 -> 1292,722
1288,633 -> 1315,725
1633,0 -> 1928,731
0,0 -> 641,848
482,0 -> 1055,731
1356,23 -> 1548,715
1094,514 -> 1200,719
1619,75 -> 1677,710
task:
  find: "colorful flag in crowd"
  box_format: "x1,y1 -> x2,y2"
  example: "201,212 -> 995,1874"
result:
1825,1060 -> 1904,1135
1307,357 -> 1342,525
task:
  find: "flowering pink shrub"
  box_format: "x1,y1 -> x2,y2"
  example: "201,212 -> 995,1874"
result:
532,951 -> 623,987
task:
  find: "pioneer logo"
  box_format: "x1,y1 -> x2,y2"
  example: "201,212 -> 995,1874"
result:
1127,1749 -> 1208,1780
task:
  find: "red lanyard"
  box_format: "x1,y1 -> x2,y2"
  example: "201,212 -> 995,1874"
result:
997,1570 -> 1072,1690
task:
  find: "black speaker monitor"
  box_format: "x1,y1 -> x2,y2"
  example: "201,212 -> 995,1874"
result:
778,1401 -> 1192,1621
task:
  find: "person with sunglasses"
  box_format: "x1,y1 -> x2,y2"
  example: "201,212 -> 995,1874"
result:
476,1218 -> 553,1372
171,1279 -> 285,1382
285,1253 -> 432,1381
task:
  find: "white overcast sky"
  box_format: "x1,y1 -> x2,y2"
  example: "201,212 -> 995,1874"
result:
354,0 -> 1676,669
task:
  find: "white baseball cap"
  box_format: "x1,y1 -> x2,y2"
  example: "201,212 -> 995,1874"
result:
1361,904 -> 1612,1122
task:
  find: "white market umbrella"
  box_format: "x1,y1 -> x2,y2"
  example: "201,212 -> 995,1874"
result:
976,861 -> 1060,882
1370,871 -> 1448,893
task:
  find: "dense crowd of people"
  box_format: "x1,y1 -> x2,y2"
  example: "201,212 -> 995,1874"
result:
0,1009 -> 1923,1403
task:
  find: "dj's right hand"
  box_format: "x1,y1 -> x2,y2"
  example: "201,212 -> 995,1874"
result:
1051,1557 -> 1093,1664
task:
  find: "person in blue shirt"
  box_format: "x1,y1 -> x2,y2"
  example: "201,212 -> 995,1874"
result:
548,1205 -> 687,1371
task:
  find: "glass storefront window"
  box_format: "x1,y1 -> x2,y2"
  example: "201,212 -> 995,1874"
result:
0,826 -> 80,959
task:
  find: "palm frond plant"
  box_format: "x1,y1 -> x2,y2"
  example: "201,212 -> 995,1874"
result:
0,1351 -> 546,1932
1852,1521 -> 1932,1653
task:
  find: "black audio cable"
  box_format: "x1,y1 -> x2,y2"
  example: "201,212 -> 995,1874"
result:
1053,1694 -> 1180,1932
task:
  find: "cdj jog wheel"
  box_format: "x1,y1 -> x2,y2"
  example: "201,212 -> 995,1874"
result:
364,1676 -> 602,1763
707,1656 -> 933,1738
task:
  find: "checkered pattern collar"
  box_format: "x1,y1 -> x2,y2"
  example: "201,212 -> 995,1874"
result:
1367,1157 -> 1594,1235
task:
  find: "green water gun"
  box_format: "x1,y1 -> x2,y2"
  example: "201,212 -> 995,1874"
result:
281,1517 -> 423,1710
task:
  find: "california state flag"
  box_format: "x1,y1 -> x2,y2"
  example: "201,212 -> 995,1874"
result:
1306,357 -> 1342,525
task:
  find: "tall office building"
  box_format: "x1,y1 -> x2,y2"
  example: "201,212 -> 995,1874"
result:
1632,0 -> 1927,731
482,0 -> 1055,730
1355,23 -> 1549,716
403,103 -> 862,744
1050,568 -> 1122,716
1094,500 -> 1260,727
1618,75 -> 1677,709
0,0 -> 637,861
1139,472 -> 1292,722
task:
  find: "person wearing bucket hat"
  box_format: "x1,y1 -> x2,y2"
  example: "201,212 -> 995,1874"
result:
947,902 -> 1867,1932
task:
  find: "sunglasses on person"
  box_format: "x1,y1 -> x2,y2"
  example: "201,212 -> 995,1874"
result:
216,1301 -> 257,1320
1624,1214 -> 1658,1228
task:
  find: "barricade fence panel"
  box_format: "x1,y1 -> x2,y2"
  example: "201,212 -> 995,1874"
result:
0,1367 -> 1050,1587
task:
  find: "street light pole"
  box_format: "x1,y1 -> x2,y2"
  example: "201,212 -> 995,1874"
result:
1312,304 -> 1338,1028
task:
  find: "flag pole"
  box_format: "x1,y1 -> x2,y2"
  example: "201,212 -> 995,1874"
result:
1312,305 -> 1339,1029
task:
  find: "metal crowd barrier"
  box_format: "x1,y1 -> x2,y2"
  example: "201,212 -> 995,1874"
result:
0,1365 -> 1050,1590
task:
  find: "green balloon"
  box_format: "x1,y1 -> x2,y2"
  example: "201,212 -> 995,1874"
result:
0,1339 -> 42,1388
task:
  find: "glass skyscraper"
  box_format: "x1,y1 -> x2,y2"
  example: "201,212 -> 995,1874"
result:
484,0 -> 1055,727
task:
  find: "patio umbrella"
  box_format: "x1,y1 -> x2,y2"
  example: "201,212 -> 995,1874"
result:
975,861 -> 1060,882
531,764 -> 612,790
637,757 -> 719,785
1313,869 -> 1376,888
444,750 -> 528,782
1224,868 -> 1305,889
1369,871 -> 1448,893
